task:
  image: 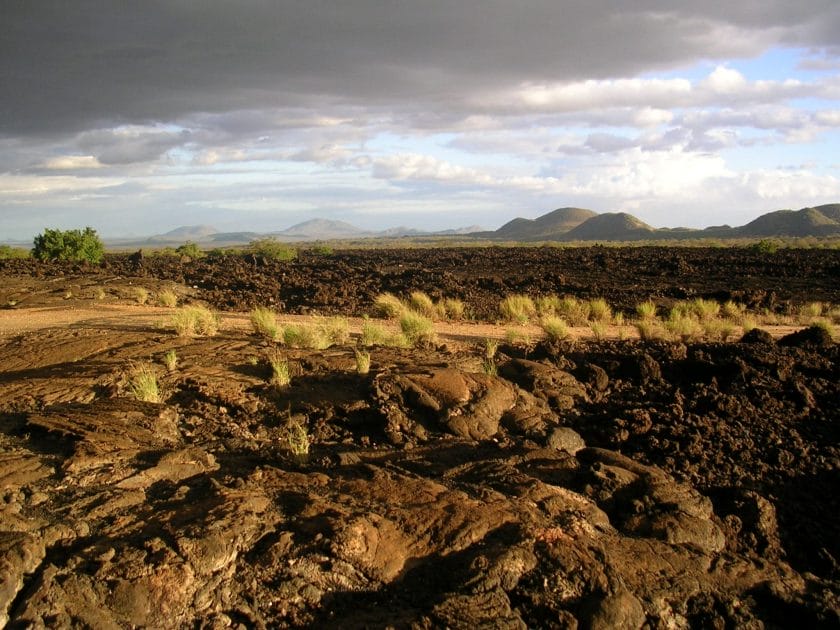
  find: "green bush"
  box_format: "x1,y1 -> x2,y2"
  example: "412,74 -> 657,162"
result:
248,238 -> 297,261
32,227 -> 104,263
0,245 -> 30,260
175,241 -> 203,259
749,239 -> 780,254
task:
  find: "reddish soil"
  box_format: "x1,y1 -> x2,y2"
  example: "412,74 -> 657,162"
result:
0,250 -> 837,628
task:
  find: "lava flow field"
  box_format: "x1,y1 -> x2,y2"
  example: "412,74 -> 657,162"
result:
0,246 -> 837,628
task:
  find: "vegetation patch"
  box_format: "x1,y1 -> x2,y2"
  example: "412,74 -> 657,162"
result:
32,227 -> 104,263
128,362 -> 160,403
499,294 -> 536,323
171,306 -> 219,337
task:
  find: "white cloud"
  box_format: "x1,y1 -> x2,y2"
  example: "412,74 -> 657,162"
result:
42,155 -> 102,170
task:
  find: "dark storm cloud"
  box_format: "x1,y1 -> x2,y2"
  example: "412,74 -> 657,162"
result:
3,1 -> 839,136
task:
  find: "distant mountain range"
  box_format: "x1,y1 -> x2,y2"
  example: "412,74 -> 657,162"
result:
474,204 -> 840,242
97,203 -> 840,248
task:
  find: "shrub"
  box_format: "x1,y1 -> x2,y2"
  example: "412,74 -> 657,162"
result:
310,245 -> 334,256
248,238 -> 297,261
499,294 -> 536,323
175,241 -> 203,259
32,227 -> 104,263
399,311 -> 437,346
750,239 -> 779,254
157,289 -> 178,308
373,293 -> 405,318
171,305 -> 219,337
541,316 -> 570,341
133,287 -> 149,305
0,245 -> 30,260
128,363 -> 160,403
355,350 -> 371,375
250,306 -> 279,340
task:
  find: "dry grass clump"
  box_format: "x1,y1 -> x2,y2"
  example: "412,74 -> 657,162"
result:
267,351 -> 291,387
134,287 -> 149,305
373,293 -> 405,318
541,316 -> 570,341
722,300 -> 746,320
157,289 -> 178,308
483,338 -> 499,359
171,305 -> 219,337
665,310 -> 704,342
703,319 -> 737,342
408,291 -> 437,318
556,297 -> 590,326
128,362 -> 160,403
500,294 -> 537,323
250,306 -> 280,340
355,350 -> 371,374
798,301 -> 824,324
505,328 -> 532,345
161,349 -> 178,372
636,300 -> 658,320
635,320 -> 664,341
590,321 -> 607,341
688,298 -> 721,321
536,295 -> 563,317
360,319 -> 388,346
283,324 -> 329,350
282,415 -> 310,462
400,311 -> 437,346
587,298 -> 612,323
442,298 -> 465,320
318,316 -> 350,345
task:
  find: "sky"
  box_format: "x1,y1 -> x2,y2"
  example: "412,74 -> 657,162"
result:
2,1 -> 840,240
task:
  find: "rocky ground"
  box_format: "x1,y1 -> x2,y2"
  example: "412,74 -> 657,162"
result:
0,249 -> 837,628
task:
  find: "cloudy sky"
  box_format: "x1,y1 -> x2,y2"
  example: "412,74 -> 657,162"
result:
2,1 -> 840,239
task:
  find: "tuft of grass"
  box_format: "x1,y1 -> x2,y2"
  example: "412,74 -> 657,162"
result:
665,311 -> 703,342
360,319 -> 389,346
556,297 -> 590,326
541,316 -> 570,341
409,291 -> 437,318
400,310 -> 437,346
536,294 -> 562,317
93,287 -> 106,300
268,352 -> 291,387
799,301 -> 824,324
283,324 -> 329,350
483,338 -> 499,359
128,363 -> 160,403
590,321 -> 607,341
741,316 -> 757,334
250,306 -> 279,340
481,358 -> 498,376
283,415 -> 310,463
373,293 -> 405,319
703,319 -> 736,342
355,350 -> 371,374
134,287 -> 149,305
635,320 -> 663,341
505,328 -> 532,345
161,349 -> 178,372
588,298 -> 612,323
636,300 -> 658,320
157,289 -> 178,308
722,300 -> 746,320
811,319 -> 836,339
442,298 -> 465,320
499,294 -> 537,323
317,316 -> 349,345
171,305 -> 219,337
689,298 -> 720,321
